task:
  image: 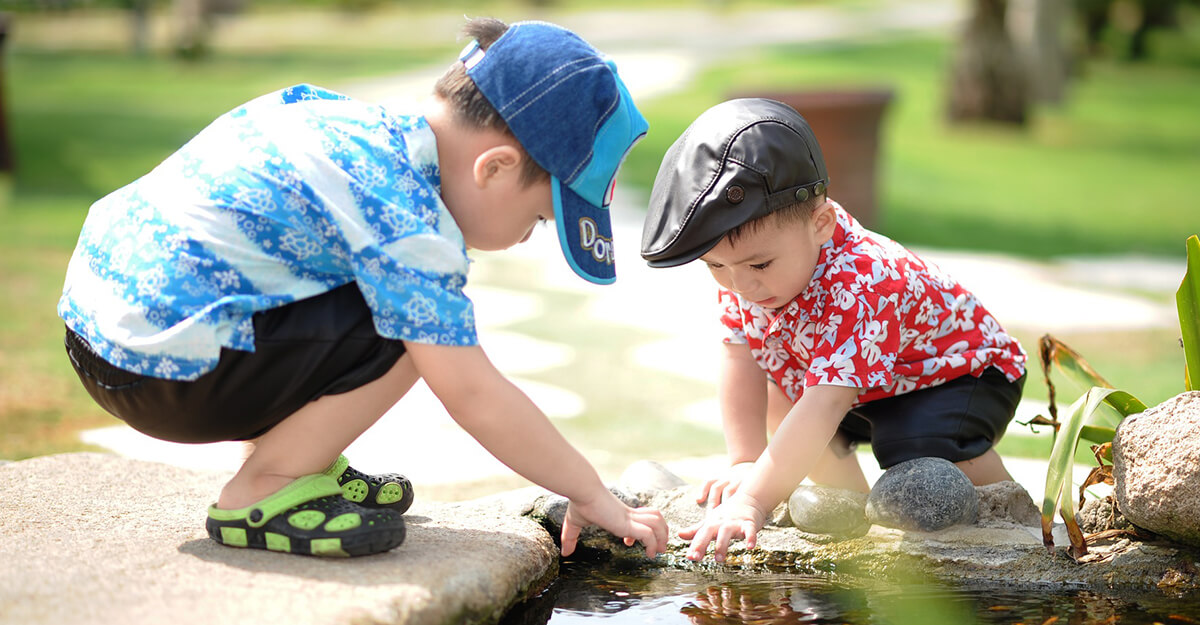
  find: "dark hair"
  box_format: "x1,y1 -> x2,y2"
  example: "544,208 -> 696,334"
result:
724,194 -> 826,246
434,17 -> 550,187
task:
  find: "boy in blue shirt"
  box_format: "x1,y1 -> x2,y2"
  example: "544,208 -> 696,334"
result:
59,18 -> 667,558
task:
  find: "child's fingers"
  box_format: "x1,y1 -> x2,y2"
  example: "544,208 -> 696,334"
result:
694,479 -> 715,504
635,507 -> 669,553
634,526 -> 659,558
677,521 -> 700,540
742,520 -> 758,551
560,516 -> 581,557
706,482 -> 727,509
712,522 -> 741,563
686,523 -> 717,561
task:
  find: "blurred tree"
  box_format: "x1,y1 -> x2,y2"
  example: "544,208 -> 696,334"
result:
947,0 -> 1030,125
172,0 -> 243,59
1010,0 -> 1071,105
124,0 -> 152,55
0,12 -> 11,173
1075,0 -> 1198,60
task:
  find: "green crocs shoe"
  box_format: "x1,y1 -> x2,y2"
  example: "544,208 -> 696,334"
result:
206,474 -> 405,557
324,455 -> 415,514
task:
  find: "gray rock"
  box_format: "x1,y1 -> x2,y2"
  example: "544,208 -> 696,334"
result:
618,460 -> 688,497
1078,496 -> 1135,534
0,453 -> 558,625
1113,391 -> 1200,547
865,457 -> 979,532
786,485 -> 869,538
975,480 -> 1040,527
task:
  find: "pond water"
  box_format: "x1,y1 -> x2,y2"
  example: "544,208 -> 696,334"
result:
501,560 -> 1200,625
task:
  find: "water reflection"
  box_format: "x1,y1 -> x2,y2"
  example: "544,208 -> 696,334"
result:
680,578 -> 862,624
500,559 -> 1200,625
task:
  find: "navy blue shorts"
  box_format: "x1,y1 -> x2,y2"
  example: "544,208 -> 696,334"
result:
65,283 -> 406,444
839,367 -> 1025,469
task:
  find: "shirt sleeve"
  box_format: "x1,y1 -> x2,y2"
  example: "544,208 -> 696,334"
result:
314,109 -> 478,347
351,241 -> 477,346
718,288 -> 748,345
805,274 -> 902,390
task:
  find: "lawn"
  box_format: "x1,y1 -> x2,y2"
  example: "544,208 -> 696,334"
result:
1,5 -> 1196,471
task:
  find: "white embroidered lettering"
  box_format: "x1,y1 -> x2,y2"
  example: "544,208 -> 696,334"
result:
578,218 -> 614,265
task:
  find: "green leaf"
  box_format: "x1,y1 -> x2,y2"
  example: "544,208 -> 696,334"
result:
1179,235 -> 1200,392
1079,424 -> 1115,445
1040,387 -> 1146,557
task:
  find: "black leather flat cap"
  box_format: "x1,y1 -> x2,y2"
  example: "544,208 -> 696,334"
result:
640,98 -> 829,267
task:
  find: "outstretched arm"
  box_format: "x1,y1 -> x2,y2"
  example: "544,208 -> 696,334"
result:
680,383 -> 860,563
406,341 -> 668,557
695,342 -> 769,508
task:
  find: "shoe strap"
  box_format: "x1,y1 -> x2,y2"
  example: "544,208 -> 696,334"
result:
322,454 -> 351,480
209,474 -> 345,527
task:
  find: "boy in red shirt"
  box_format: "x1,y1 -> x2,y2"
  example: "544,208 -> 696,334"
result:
640,99 -> 1027,563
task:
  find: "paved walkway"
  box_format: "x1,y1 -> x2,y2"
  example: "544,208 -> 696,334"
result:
80,1 -> 1183,507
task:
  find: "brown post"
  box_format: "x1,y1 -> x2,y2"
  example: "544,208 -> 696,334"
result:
735,89 -> 894,230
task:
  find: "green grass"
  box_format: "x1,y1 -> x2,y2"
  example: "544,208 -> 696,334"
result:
1,9 -> 1196,470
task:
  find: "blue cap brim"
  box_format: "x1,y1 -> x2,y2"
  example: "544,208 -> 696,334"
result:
553,177 -> 615,285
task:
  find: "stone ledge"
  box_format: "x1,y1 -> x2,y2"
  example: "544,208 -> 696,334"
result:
0,453 -> 557,625
623,488 -> 1200,594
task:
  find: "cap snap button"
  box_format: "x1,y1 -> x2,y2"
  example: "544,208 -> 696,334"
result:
814,181 -> 826,196
726,185 -> 745,204
794,187 -> 809,202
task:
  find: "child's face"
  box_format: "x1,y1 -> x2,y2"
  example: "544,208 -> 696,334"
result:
439,141 -> 554,251
699,201 -> 837,309
458,175 -> 553,251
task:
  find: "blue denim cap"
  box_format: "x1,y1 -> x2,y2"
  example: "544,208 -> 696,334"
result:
460,21 -> 648,284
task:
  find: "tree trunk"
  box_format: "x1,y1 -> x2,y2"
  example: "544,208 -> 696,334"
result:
947,0 -> 1030,125
129,0 -> 151,56
1030,0 -> 1069,103
172,0 -> 211,59
0,13 -> 13,174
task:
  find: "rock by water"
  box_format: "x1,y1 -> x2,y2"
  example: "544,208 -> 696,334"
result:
866,457 -> 979,531
1114,391 -> 1200,547
785,485 -> 870,538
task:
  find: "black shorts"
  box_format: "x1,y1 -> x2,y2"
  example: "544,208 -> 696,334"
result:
65,282 -> 406,444
839,367 -> 1025,469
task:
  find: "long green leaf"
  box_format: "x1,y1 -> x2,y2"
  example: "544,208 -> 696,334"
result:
1179,235 -> 1200,391
1079,424 -> 1115,445
1040,387 -> 1147,556
1042,392 -> 1087,550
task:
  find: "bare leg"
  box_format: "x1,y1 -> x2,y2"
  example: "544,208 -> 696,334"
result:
217,353 -> 420,509
955,448 -> 1013,485
766,381 -> 869,493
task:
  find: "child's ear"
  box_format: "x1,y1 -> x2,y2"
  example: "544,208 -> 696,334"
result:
472,145 -> 522,188
812,198 -> 837,242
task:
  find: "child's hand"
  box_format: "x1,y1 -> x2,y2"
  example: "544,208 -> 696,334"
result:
695,461 -> 755,509
677,495 -> 766,563
561,492 -> 669,559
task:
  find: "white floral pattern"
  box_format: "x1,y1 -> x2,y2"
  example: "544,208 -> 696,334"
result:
59,84 -> 477,381
720,203 -> 1026,406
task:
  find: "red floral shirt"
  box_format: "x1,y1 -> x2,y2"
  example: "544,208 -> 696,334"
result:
720,204 -> 1026,406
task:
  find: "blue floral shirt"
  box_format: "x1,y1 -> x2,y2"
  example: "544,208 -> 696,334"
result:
59,84 -> 477,381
